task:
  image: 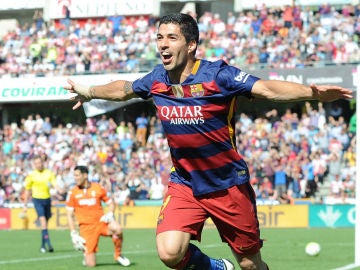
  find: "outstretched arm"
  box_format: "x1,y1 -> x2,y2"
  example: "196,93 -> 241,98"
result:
64,79 -> 139,110
252,80 -> 353,102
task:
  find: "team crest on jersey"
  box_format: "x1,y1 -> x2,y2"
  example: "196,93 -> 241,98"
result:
171,85 -> 184,98
190,84 -> 204,97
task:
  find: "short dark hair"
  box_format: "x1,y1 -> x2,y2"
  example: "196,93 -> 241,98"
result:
159,13 -> 199,45
74,165 -> 88,174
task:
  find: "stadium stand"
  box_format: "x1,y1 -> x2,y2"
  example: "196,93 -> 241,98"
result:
0,4 -> 359,78
0,102 -> 356,206
0,3 -> 358,206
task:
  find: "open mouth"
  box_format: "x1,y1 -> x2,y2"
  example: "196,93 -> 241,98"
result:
161,53 -> 173,65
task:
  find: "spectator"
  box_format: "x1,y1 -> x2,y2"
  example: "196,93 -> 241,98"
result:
42,116 -> 52,136
273,163 -> 287,198
329,174 -> 344,198
2,136 -> 13,155
108,13 -> 124,37
96,114 -> 109,134
329,103 -> 343,120
258,176 -> 274,198
0,186 -> 5,206
125,171 -> 142,200
262,158 -> 275,186
116,120 -> 128,140
348,112 -> 356,137
342,174 -> 355,199
135,112 -> 148,147
301,156 -> 317,198
148,173 -> 165,200
287,168 -> 302,199
33,10 -> 44,31
327,152 -> 342,182
113,183 -> 130,205
311,151 -> 327,185
18,134 -> 32,160
119,132 -> 134,160
278,190 -> 294,204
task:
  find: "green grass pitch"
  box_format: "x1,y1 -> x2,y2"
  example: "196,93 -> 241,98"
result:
0,228 -> 358,270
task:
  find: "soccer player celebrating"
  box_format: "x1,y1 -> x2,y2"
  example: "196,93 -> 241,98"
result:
66,165 -> 130,267
65,13 -> 352,270
23,155 -> 57,253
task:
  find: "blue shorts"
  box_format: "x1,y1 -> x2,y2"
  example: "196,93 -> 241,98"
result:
33,198 -> 52,220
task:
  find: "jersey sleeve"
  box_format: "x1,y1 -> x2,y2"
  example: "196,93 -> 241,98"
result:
48,170 -> 57,187
215,63 -> 260,98
98,184 -> 112,204
65,190 -> 75,209
24,174 -> 33,190
132,65 -> 163,99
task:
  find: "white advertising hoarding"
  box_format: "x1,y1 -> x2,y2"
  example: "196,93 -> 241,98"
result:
48,0 -> 158,19
0,73 -> 145,103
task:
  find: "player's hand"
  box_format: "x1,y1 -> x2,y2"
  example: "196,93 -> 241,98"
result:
100,212 -> 115,223
310,84 -> 353,102
70,230 -> 86,251
64,79 -> 93,110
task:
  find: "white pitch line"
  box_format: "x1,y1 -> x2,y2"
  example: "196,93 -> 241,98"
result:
332,264 -> 360,270
0,249 -> 155,265
0,244 -> 224,265
0,254 -> 77,264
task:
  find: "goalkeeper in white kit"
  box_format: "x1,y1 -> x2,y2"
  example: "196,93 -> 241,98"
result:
66,165 -> 130,267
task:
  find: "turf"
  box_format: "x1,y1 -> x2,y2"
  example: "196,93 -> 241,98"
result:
0,228 -> 358,270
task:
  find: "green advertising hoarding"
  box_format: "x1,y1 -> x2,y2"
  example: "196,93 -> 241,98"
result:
309,204 -> 356,228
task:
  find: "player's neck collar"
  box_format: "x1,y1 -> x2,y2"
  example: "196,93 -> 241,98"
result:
80,182 -> 91,189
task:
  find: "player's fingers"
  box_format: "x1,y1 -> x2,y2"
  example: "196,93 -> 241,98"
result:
64,78 -> 75,91
67,78 -> 75,87
343,94 -> 353,99
72,101 -> 83,110
341,88 -> 353,96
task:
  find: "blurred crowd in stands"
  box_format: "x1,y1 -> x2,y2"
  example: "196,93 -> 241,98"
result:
1,3 -> 360,78
0,100 -> 357,206
0,3 -> 358,206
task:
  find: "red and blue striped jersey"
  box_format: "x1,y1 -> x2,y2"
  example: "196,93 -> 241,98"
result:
132,59 -> 260,196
